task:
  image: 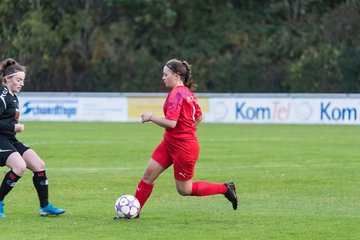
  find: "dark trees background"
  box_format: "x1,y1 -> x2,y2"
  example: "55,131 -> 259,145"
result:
0,0 -> 359,93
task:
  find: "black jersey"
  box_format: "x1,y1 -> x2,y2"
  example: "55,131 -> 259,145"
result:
0,86 -> 19,139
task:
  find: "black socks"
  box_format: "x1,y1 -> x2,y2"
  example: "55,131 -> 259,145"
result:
33,171 -> 49,208
0,170 -> 21,201
0,170 -> 50,208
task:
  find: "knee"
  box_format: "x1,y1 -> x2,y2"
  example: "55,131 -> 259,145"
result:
142,169 -> 154,184
30,158 -> 46,172
176,187 -> 191,196
36,160 -> 46,171
12,161 -> 26,176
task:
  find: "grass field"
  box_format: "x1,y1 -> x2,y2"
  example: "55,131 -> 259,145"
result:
0,122 -> 359,239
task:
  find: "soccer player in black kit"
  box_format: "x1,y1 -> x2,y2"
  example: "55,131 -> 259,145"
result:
0,58 -> 65,218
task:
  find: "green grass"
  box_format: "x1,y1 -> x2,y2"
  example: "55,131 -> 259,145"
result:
1,122 -> 359,239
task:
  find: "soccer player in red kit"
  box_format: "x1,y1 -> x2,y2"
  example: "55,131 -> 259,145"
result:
119,59 -> 237,218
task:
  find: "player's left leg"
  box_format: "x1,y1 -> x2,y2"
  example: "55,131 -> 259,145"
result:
176,179 -> 237,210
173,139 -> 227,197
224,181 -> 238,210
173,140 -> 238,210
175,179 -> 192,196
22,149 -> 65,216
175,178 -> 227,197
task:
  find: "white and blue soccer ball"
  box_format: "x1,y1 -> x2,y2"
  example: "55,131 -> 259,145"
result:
115,194 -> 140,219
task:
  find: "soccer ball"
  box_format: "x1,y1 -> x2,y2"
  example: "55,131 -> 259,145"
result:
115,194 -> 140,219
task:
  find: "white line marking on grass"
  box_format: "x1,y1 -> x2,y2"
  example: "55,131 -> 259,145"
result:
46,167 -> 144,172
204,163 -> 360,169
48,162 -> 360,171
202,137 -> 303,142
25,140 -> 114,145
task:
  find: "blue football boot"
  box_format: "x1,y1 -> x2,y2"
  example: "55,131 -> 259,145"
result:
39,203 -> 65,216
0,201 -> 5,218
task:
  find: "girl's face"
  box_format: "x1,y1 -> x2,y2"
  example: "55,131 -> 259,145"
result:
5,72 -> 25,94
162,66 -> 182,88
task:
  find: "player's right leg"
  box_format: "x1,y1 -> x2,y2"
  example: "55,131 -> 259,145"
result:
0,152 -> 26,218
135,141 -> 171,210
135,158 -> 166,210
115,159 -> 166,220
116,142 -> 170,220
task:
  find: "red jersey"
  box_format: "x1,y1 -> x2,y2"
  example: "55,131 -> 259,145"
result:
163,86 -> 202,141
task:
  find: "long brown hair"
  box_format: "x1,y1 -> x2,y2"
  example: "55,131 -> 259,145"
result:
165,59 -> 198,91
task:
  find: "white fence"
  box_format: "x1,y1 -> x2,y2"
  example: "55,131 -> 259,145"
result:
17,92 -> 360,125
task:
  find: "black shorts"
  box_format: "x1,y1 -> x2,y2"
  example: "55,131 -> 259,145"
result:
0,136 -> 30,167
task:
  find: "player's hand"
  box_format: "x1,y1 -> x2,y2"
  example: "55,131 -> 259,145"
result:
14,123 -> 25,133
141,113 -> 153,123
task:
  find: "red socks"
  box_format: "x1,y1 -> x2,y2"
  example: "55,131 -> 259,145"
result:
134,180 -> 227,209
191,181 -> 227,196
135,179 -> 154,209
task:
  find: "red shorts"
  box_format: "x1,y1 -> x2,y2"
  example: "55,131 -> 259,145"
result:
151,138 -> 199,181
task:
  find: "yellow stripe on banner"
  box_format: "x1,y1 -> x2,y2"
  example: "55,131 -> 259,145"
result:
197,97 -> 209,113
128,97 -> 164,119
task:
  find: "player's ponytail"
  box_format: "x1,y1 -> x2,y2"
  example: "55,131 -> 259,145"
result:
181,60 -> 198,91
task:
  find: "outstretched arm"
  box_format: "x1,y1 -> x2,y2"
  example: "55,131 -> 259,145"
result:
141,113 -> 177,129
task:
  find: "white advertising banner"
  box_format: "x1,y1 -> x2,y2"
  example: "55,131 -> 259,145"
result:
17,93 -> 360,125
19,97 -> 128,122
208,98 -> 360,125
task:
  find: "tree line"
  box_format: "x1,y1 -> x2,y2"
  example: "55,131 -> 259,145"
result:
0,0 -> 359,93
